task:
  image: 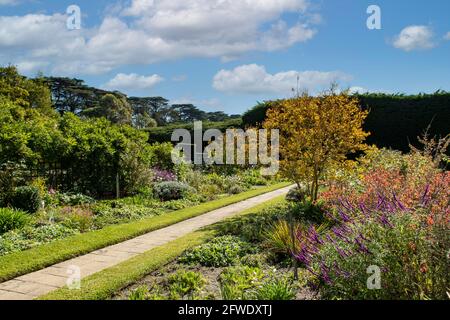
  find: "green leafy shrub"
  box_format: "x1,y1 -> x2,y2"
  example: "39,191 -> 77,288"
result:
0,224 -> 78,256
0,161 -> 28,207
10,186 -> 42,213
240,253 -> 267,268
128,286 -> 150,300
0,208 -> 30,234
253,278 -> 296,300
239,169 -> 269,186
285,186 -> 307,202
168,270 -> 206,300
290,200 -> 327,224
56,193 -> 95,206
219,266 -> 264,300
228,185 -> 245,195
153,181 -> 195,201
179,236 -> 256,267
92,203 -> 162,228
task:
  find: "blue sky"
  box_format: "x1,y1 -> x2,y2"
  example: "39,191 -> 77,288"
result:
1,0 -> 449,114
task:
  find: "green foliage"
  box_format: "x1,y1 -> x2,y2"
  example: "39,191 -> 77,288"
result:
168,270 -> 206,300
0,208 -> 30,234
147,142 -> 176,171
0,162 -> 28,206
285,186 -> 307,202
253,278 -> 296,300
153,181 -> 195,201
179,236 -> 256,267
10,186 -> 42,214
0,66 -> 54,115
128,285 -> 150,300
0,224 -> 78,256
219,266 -> 264,300
290,200 -> 327,224
55,193 -> 95,206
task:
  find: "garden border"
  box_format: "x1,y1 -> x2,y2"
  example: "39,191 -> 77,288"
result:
38,196 -> 287,300
0,182 -> 291,283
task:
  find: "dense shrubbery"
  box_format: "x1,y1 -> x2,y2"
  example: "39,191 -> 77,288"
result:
179,236 -> 256,267
10,186 -> 42,213
0,208 -> 30,234
153,181 -> 195,201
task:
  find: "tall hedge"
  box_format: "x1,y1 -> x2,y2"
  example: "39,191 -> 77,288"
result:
242,92 -> 450,152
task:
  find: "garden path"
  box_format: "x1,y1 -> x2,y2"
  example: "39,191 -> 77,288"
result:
0,185 -> 292,300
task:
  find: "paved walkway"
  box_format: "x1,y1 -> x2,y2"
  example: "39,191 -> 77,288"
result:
0,186 -> 292,300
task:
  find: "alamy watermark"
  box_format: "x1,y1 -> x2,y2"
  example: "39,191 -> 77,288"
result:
367,265 -> 381,290
171,122 -> 279,176
66,5 -> 81,30
367,5 -> 382,30
66,265 -> 81,290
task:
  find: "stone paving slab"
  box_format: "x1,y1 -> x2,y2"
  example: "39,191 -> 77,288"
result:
0,186 -> 292,300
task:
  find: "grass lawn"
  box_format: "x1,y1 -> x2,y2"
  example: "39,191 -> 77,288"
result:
0,182 -> 290,283
39,195 -> 287,300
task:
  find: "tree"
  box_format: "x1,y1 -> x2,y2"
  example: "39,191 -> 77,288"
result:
128,96 -> 171,126
0,66 -> 54,115
98,93 -> 132,125
264,93 -> 370,201
172,104 -> 206,122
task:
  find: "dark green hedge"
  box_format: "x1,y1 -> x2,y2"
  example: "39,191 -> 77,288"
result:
242,93 -> 450,152
145,118 -> 243,143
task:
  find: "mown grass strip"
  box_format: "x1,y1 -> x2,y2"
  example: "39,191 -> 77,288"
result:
39,195 -> 287,300
0,182 -> 291,283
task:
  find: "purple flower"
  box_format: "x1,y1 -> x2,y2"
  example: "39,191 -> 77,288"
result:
152,168 -> 177,182
307,226 -> 324,245
379,214 -> 393,228
355,237 -> 371,255
338,210 -> 352,223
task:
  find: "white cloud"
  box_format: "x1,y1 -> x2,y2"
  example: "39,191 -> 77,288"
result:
16,60 -> 49,74
0,0 -> 19,5
0,0 -> 319,75
348,86 -> 368,94
213,64 -> 351,95
104,73 -> 164,91
393,25 -> 435,51
444,32 -> 450,40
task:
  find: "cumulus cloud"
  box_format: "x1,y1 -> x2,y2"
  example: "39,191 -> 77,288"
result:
393,25 -> 435,51
104,73 -> 164,91
213,64 -> 351,95
0,0 -> 319,75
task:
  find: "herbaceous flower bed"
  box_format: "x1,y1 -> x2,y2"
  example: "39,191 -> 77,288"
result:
113,147 -> 448,301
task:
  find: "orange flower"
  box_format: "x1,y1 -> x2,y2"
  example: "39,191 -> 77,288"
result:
427,215 -> 434,226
